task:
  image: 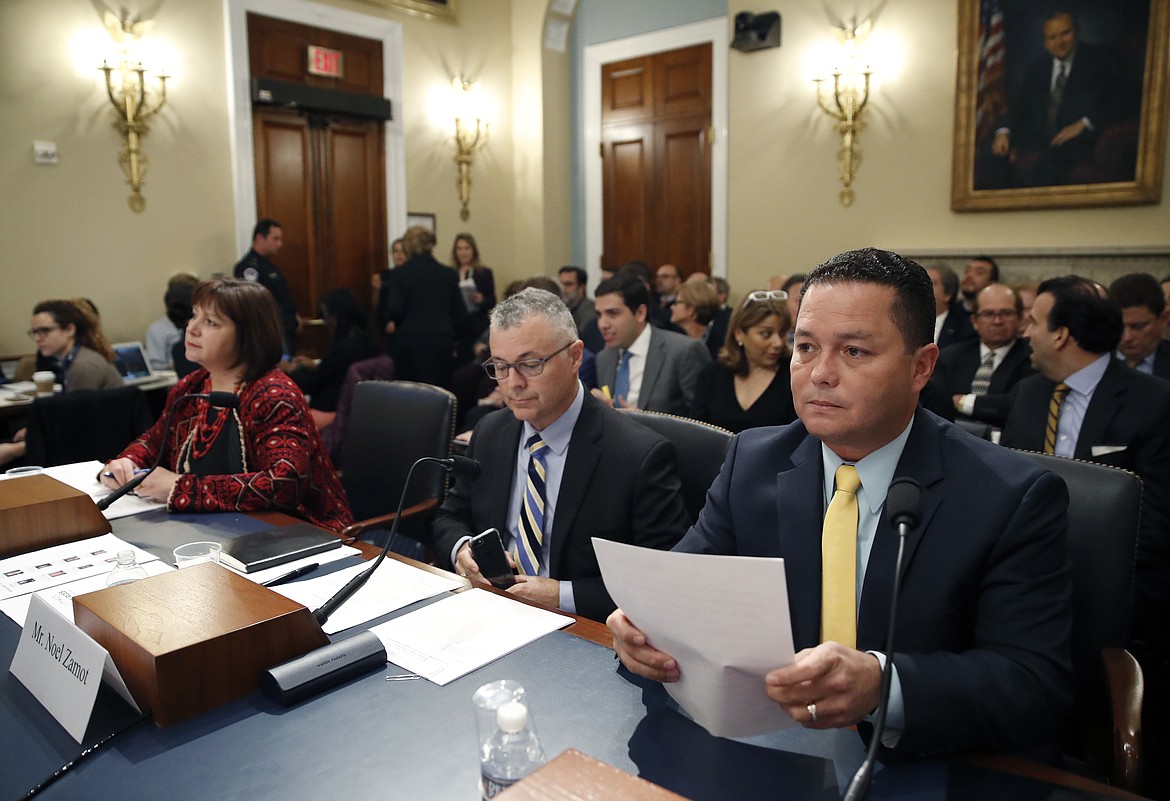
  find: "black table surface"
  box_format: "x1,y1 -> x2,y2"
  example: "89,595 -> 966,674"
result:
0,511 -> 1132,801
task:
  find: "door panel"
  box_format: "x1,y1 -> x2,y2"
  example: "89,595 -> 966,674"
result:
600,43 -> 711,275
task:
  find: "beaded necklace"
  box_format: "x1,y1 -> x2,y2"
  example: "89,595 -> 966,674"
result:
176,379 -> 248,474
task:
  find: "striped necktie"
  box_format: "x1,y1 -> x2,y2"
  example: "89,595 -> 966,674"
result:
1047,61 -> 1068,133
613,350 -> 632,408
514,433 -> 549,575
821,464 -> 860,648
970,349 -> 996,396
1044,383 -> 1070,455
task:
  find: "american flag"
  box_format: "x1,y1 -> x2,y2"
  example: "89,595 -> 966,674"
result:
976,0 -> 1008,141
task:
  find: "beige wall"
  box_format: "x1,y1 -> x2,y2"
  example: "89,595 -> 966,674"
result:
725,0 -> 1170,292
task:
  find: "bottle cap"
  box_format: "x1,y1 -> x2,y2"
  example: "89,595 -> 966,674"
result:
496,700 -> 528,733
116,550 -> 136,565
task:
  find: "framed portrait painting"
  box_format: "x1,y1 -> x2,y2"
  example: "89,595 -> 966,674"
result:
951,0 -> 1169,211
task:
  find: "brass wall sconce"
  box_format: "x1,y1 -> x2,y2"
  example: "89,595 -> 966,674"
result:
94,4 -> 168,213
452,77 -> 489,221
813,30 -> 872,207
100,57 -> 167,213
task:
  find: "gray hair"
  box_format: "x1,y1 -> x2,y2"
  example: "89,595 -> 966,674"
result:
490,287 -> 579,343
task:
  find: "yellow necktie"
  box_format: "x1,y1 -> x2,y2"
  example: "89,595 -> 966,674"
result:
822,464 -> 860,648
1044,383 -> 1070,455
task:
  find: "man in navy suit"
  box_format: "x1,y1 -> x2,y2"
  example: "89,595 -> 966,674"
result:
1002,276 -> 1170,664
1108,272 -> 1170,379
433,288 -> 689,622
610,248 -> 1073,756
931,283 -> 1035,427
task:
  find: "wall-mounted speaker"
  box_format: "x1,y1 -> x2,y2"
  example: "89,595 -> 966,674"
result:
731,11 -> 781,53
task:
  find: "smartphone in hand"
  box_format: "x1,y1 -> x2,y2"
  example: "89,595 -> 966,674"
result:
469,527 -> 517,588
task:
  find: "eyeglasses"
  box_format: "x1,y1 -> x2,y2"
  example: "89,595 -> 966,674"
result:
974,309 -> 1019,321
483,341 -> 574,380
742,289 -> 788,307
27,326 -> 61,339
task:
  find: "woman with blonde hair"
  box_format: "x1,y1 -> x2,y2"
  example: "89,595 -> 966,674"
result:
29,298 -> 122,392
691,289 -> 796,433
670,280 -> 721,342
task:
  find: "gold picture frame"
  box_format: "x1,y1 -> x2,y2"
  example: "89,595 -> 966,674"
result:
951,0 -> 1169,211
362,0 -> 456,24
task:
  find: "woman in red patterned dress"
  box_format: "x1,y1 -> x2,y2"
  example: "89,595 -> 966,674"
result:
100,278 -> 352,532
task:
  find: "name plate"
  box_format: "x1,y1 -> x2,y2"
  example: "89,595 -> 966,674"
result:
9,594 -> 140,741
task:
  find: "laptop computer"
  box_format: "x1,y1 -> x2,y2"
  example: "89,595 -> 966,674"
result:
111,341 -> 158,385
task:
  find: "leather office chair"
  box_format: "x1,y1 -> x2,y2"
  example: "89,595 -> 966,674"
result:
620,409 -> 732,522
337,380 -> 456,556
24,386 -> 154,467
321,354 -> 395,466
1014,449 -> 1143,792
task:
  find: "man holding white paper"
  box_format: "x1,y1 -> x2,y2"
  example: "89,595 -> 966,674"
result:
609,249 -> 1074,757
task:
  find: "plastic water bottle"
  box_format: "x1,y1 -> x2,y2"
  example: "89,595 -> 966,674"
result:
480,700 -> 546,799
106,550 -> 148,587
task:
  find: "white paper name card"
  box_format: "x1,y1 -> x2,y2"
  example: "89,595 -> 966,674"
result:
9,594 -> 140,741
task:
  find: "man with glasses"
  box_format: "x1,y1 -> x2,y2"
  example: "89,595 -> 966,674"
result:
931,283 -> 1035,427
433,288 -> 690,622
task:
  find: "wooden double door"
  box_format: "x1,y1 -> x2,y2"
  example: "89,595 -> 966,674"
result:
601,43 -> 712,277
248,13 -> 388,321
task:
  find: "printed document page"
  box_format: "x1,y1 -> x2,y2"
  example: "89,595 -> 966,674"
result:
594,538 -> 797,738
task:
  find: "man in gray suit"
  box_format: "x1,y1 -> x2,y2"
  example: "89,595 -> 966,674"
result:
590,275 -> 709,416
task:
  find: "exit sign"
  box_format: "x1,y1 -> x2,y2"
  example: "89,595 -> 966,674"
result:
307,45 -> 344,79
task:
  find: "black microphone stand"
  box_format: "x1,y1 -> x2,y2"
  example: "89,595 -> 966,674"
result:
312,455 -> 479,626
842,478 -> 922,801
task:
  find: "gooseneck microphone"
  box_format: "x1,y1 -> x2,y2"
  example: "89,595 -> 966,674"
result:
843,477 -> 923,801
311,455 -> 481,626
95,391 -> 241,511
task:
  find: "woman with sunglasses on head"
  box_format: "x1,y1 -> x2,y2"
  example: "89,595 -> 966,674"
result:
28,299 -> 123,392
691,289 -> 797,434
99,278 -> 352,532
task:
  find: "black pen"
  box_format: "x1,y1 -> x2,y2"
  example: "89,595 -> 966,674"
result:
263,563 -> 319,587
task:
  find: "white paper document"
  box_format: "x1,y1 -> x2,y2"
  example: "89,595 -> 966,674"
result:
0,534 -> 162,601
271,557 -> 463,635
369,589 -> 573,686
593,539 -> 798,738
0,559 -> 174,626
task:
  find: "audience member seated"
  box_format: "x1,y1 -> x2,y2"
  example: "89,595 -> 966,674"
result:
591,275 -> 710,416
1001,276 -> 1170,666
145,273 -> 199,370
378,226 -> 468,389
610,248 -> 1074,757
692,289 -> 796,433
670,280 -> 721,348
433,287 -> 690,622
1108,272 -> 1170,378
285,287 -> 378,430
558,265 -> 595,334
705,275 -> 733,360
100,278 -> 352,532
926,263 -> 976,348
30,298 -> 122,392
930,283 -> 1035,427
960,256 -> 1000,312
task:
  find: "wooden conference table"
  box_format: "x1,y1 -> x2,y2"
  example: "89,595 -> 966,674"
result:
0,509 -> 1145,801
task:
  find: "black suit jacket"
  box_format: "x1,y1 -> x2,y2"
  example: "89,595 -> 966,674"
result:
432,392 -> 690,621
675,408 -> 1074,756
1002,360 -> 1170,632
936,304 -> 977,350
1147,339 -> 1170,380
378,253 -> 467,338
931,339 -> 1035,425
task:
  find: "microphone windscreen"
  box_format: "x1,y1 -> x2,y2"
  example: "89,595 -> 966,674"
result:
449,455 -> 482,480
886,477 -> 923,530
206,391 -> 240,408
